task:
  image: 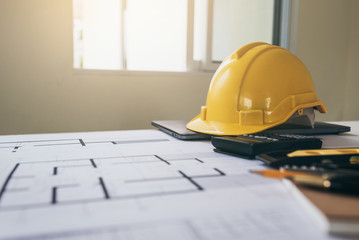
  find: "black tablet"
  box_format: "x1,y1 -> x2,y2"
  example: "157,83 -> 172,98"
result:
151,120 -> 211,140
151,120 -> 350,140
262,122 -> 350,135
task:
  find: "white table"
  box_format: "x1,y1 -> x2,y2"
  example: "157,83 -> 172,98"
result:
0,122 -> 358,240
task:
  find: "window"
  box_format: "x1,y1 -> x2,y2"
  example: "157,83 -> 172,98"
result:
73,0 -> 288,72
211,0 -> 275,62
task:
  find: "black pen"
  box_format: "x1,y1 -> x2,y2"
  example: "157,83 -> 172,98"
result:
292,174 -> 359,195
313,162 -> 359,171
280,166 -> 359,178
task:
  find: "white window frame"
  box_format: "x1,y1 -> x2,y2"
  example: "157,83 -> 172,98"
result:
186,0 -> 220,72
73,0 -> 293,74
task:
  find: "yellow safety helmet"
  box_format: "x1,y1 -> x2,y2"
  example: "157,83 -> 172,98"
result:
187,42 -> 327,135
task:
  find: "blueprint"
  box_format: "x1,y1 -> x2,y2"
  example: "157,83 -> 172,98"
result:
0,129 -> 342,239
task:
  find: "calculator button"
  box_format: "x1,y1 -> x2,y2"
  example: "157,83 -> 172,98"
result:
254,135 -> 267,139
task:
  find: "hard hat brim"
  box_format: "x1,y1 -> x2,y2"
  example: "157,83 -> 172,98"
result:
186,102 -> 327,136
186,115 -> 276,136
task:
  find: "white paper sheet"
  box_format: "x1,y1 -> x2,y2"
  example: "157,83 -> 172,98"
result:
0,130 -> 341,239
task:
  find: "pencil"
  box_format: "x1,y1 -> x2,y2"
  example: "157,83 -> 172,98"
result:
250,169 -> 313,179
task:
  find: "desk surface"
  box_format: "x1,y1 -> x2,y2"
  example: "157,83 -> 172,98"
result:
0,121 -> 358,240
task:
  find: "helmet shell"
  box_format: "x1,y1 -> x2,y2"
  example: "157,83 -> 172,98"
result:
187,42 -> 326,135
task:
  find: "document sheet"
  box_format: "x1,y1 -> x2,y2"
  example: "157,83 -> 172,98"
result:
0,130 -> 341,239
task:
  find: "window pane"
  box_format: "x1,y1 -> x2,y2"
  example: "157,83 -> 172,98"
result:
212,0 -> 274,62
73,0 -> 123,70
125,0 -> 187,71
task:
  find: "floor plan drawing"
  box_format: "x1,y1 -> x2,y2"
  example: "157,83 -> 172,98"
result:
0,130 -> 336,240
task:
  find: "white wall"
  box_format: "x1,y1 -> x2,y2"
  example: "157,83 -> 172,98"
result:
0,0 -> 211,135
292,0 -> 359,122
343,0 -> 359,120
0,0 -> 358,135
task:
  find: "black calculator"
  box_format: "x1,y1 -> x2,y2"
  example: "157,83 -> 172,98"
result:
211,133 -> 322,159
